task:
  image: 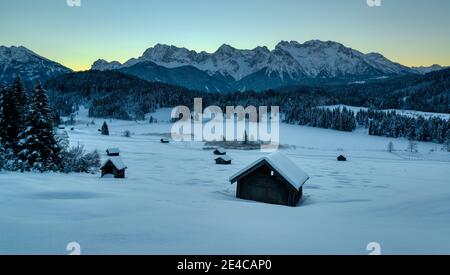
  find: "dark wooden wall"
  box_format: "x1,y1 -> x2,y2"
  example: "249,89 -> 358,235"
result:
236,164 -> 301,207
101,162 -> 125,179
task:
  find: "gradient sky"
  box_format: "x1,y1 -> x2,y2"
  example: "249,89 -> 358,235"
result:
1,0 -> 449,71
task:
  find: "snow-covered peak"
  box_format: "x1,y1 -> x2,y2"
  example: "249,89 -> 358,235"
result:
215,44 -> 237,55
275,40 -> 367,77
0,45 -> 72,84
141,44 -> 197,65
91,59 -> 122,71
412,64 -> 448,74
253,46 -> 271,54
275,40 -> 415,77
0,45 -> 49,63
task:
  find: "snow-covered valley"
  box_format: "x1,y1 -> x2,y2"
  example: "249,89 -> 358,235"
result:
1,108 -> 450,255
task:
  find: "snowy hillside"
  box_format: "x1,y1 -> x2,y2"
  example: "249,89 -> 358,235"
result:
1,108 -> 450,254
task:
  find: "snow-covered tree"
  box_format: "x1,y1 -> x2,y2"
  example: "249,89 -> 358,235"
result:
244,130 -> 248,145
0,78 -> 28,153
17,84 -> 63,172
101,121 -> 109,135
0,84 -> 4,113
0,143 -> 4,171
0,145 -> 23,172
122,130 -> 131,138
0,84 -> 4,146
62,144 -> 100,173
387,141 -> 394,153
444,129 -> 450,152
55,129 -> 70,151
407,140 -> 418,153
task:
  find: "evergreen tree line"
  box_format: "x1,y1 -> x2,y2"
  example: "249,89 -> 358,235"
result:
356,109 -> 450,146
326,68 -> 450,113
284,105 -> 357,132
45,70 -> 198,120
43,70 -> 449,148
0,78 -> 100,172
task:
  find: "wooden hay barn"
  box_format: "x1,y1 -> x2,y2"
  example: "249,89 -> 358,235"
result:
337,155 -> 347,161
213,148 -> 226,155
230,152 -> 309,207
106,148 -> 120,156
101,157 -> 127,179
215,156 -> 232,165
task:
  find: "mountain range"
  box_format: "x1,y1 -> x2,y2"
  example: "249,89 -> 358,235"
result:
90,40 -> 447,91
0,41 -> 447,92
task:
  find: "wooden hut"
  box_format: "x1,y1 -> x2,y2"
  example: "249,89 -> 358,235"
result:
215,156 -> 232,165
101,157 -> 127,179
229,152 -> 309,207
337,155 -> 347,162
213,148 -> 226,156
106,148 -> 120,156
161,138 -> 170,144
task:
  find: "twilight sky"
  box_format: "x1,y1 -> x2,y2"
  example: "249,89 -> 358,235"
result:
1,0 -> 449,71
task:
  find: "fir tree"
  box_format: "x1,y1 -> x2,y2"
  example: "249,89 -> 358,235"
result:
0,78 -> 28,153
0,84 -> 4,142
13,77 -> 29,118
0,143 -> 4,171
387,141 -> 394,153
17,85 -> 63,172
244,130 -> 248,145
444,129 -> 450,152
0,146 -> 20,171
407,139 -> 418,153
101,121 -> 109,135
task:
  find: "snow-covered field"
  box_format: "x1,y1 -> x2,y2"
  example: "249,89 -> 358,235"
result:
1,108 -> 450,255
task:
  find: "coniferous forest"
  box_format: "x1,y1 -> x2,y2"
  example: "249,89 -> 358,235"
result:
0,78 -> 100,172
41,69 -> 450,149
1,68 -> 449,174
357,109 -> 450,145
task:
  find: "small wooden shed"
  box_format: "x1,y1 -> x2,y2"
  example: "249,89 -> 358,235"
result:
215,155 -> 232,165
337,155 -> 347,162
106,148 -> 120,156
101,157 -> 127,179
213,148 -> 226,155
230,152 -> 309,207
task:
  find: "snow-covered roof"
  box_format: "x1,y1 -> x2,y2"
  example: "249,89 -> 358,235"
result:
215,148 -> 226,153
102,157 -> 127,170
216,155 -> 231,162
229,152 -> 309,190
107,148 -> 120,154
